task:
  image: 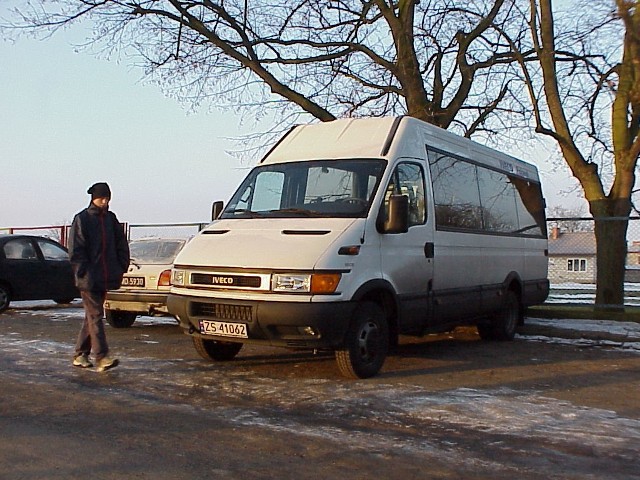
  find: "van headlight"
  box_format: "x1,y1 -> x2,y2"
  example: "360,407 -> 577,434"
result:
272,273 -> 341,294
172,269 -> 186,286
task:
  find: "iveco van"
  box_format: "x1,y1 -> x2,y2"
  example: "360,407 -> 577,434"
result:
167,116 -> 549,378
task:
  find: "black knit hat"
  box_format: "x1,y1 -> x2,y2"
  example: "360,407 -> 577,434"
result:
88,182 -> 111,200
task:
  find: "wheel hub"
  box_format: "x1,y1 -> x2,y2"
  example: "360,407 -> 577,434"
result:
357,321 -> 380,361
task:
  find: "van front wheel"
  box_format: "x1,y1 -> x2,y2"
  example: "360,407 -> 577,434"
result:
335,302 -> 389,379
477,290 -> 520,341
193,337 -> 243,361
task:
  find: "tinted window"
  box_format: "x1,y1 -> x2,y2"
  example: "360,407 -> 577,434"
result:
476,168 -> 519,233
3,239 -> 37,260
428,148 -> 546,236
511,177 -> 546,236
37,240 -> 68,261
429,153 -> 482,230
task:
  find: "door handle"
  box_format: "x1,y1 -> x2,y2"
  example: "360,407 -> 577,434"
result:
424,242 -> 434,258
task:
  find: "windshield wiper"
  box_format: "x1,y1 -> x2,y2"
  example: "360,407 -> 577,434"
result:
269,208 -> 325,217
227,209 -> 266,218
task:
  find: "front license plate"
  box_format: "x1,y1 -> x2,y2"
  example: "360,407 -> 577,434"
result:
199,320 -> 248,338
122,276 -> 145,287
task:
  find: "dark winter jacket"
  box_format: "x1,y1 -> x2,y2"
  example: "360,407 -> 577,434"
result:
68,203 -> 130,292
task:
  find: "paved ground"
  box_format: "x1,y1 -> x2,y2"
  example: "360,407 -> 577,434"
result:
1,302 -> 639,479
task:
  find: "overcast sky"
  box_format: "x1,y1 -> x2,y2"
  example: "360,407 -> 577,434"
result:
0,3 -> 586,231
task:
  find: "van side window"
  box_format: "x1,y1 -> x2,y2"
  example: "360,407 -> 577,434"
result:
476,167 -> 519,233
510,177 -> 546,236
384,163 -> 426,227
428,148 -> 546,237
428,153 -> 483,230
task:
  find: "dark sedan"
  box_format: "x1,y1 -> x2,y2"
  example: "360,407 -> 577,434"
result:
0,234 -> 79,312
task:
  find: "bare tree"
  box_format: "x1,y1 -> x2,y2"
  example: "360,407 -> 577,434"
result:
7,1 -> 637,309
1,0 -> 531,141
547,205 -> 593,233
514,0 -> 640,308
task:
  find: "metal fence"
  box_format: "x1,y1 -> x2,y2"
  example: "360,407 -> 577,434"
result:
1,225 -> 70,245
0,222 -> 207,246
5,217 -> 640,307
546,216 -> 640,307
127,222 -> 207,241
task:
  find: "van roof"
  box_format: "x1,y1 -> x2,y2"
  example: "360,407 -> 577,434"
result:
262,117 -> 399,163
262,116 -> 540,182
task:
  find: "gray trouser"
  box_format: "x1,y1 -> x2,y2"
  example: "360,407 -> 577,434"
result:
75,290 -> 109,361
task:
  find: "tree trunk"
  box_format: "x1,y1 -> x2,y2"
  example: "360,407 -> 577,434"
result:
591,200 -> 631,310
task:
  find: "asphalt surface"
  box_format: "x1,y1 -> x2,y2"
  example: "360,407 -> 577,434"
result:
1,303 -> 639,480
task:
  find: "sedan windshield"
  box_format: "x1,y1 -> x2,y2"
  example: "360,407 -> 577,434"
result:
129,240 -> 185,264
221,159 -> 386,219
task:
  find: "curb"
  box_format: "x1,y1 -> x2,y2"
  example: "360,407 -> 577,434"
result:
520,317 -> 640,345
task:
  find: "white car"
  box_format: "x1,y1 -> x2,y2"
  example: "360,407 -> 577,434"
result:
105,238 -> 187,328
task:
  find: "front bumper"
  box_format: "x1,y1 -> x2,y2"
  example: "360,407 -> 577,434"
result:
167,294 -> 355,349
105,290 -> 170,315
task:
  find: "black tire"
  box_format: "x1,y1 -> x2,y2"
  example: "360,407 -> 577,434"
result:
0,284 -> 11,313
53,298 -> 74,305
192,337 -> 243,361
477,290 -> 521,341
105,310 -> 137,328
335,301 -> 389,379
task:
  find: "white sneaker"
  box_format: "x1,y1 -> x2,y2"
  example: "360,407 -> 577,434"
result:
96,357 -> 119,372
73,354 -> 93,368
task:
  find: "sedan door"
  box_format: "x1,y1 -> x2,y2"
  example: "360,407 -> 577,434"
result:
1,238 -> 47,300
35,238 -> 78,301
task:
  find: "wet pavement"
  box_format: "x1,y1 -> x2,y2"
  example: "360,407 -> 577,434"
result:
1,302 -> 639,479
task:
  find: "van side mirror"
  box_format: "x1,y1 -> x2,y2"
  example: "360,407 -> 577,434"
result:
211,201 -> 224,220
378,194 -> 409,234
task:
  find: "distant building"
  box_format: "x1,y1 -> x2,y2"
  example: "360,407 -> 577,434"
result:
547,227 -> 640,284
626,241 -> 640,282
547,227 -> 597,284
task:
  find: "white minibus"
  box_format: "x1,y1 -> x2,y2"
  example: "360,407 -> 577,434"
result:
168,116 -> 549,378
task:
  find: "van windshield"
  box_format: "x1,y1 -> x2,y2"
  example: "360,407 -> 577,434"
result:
221,159 -> 387,219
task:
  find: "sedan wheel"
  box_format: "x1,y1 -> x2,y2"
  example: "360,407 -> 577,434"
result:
0,284 -> 11,313
53,298 -> 75,305
105,310 -> 137,328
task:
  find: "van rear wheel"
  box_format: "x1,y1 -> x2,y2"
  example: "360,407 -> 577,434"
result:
193,337 -> 243,361
477,290 -> 520,341
335,302 -> 388,379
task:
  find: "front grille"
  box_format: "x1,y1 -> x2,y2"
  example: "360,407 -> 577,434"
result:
190,302 -> 253,322
190,273 -> 261,288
